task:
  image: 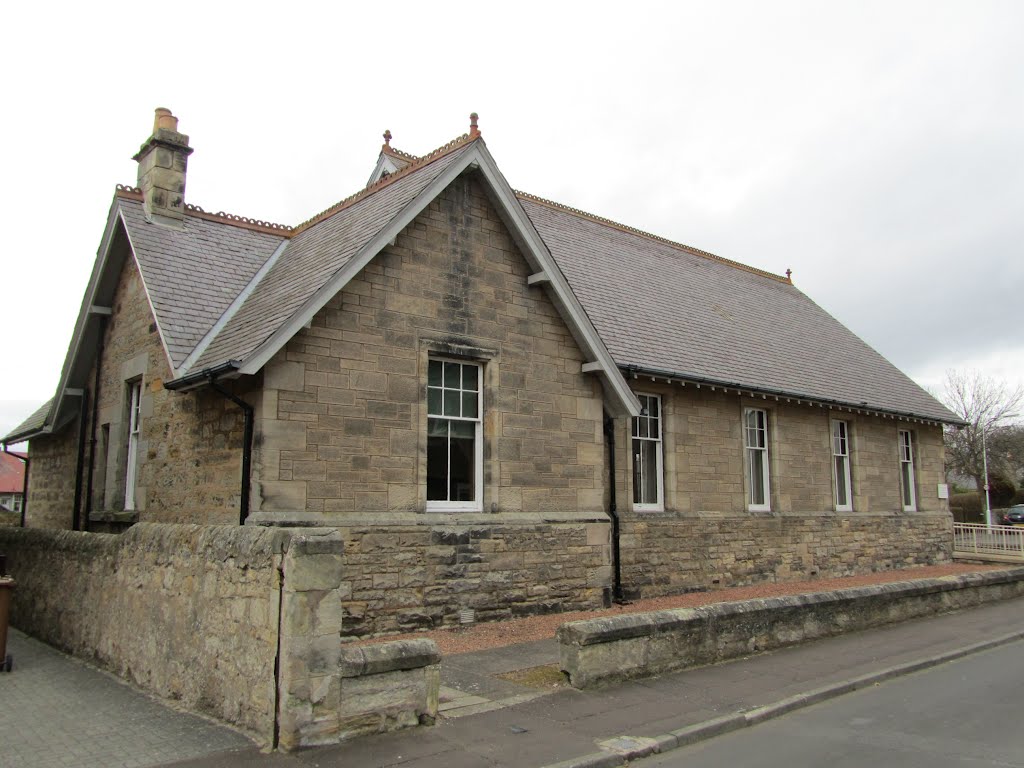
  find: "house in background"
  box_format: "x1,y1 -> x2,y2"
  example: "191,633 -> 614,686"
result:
5,109 -> 962,637
0,450 -> 27,525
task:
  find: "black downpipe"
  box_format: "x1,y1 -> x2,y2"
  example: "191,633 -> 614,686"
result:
2,446 -> 29,528
604,415 -> 627,604
72,388 -> 90,531
84,317 -> 108,532
207,375 -> 254,525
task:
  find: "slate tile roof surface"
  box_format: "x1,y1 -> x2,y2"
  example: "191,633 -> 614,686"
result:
99,137 -> 952,424
3,399 -> 52,443
521,196 -> 956,422
119,199 -> 287,369
193,142 -> 473,368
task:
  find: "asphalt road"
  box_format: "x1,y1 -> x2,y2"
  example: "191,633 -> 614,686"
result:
640,638 -> 1024,768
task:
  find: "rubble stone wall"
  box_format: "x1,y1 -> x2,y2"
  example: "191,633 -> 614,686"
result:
558,567 -> 1024,688
1,524 -> 289,743
618,511 -> 953,599
335,520 -> 612,638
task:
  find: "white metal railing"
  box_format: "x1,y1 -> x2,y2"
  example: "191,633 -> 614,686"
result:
953,522 -> 1024,562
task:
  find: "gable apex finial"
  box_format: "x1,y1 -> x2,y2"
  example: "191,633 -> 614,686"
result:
469,112 -> 480,139
383,129 -> 392,148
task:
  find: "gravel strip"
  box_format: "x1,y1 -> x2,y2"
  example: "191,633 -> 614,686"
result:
353,563 -> 1005,655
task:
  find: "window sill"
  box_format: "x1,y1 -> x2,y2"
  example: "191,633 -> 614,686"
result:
89,509 -> 140,524
633,504 -> 664,513
426,503 -> 483,513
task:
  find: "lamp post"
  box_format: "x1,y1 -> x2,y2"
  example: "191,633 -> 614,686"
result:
983,412 -> 1019,527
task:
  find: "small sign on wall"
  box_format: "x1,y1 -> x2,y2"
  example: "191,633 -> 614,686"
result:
937,483 -> 949,500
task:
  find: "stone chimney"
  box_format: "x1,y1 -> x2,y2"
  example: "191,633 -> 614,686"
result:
132,108 -> 194,225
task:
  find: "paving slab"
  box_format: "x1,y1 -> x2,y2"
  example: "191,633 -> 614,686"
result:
0,629 -> 254,768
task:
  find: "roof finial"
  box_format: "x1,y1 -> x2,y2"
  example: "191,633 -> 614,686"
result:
469,112 -> 480,139
383,129 -> 392,147
786,268 -> 792,281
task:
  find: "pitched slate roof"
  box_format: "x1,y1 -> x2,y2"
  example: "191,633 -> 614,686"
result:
193,141 -> 474,369
118,197 -> 287,370
14,123 -> 957,435
3,399 -> 51,443
520,194 -> 956,422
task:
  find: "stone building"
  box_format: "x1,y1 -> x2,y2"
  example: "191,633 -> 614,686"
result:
4,109 -> 961,637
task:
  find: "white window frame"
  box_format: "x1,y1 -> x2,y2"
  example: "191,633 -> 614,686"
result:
899,429 -> 917,511
632,393 -> 664,511
831,419 -> 853,512
744,408 -> 771,512
426,358 -> 483,512
124,380 -> 142,511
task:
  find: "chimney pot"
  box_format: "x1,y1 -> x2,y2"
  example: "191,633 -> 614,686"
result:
154,107 -> 178,133
469,112 -> 480,139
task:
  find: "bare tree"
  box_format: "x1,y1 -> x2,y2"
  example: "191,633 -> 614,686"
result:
940,369 -> 1024,491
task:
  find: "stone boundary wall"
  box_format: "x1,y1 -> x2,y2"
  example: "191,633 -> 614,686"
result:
558,567 -> 1024,688
0,524 -> 358,750
618,511 -> 953,598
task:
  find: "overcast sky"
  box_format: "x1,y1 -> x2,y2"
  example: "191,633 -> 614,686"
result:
1,0 -> 1021,440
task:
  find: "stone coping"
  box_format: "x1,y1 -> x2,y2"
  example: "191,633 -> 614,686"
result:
339,639 -> 441,678
247,510 -> 613,527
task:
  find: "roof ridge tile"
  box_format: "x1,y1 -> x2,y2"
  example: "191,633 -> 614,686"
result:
515,190 -> 792,284
115,185 -> 293,237
290,133 -> 475,236
381,145 -> 420,162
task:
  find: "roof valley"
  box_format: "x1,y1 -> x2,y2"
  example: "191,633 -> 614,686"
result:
176,238 -> 291,377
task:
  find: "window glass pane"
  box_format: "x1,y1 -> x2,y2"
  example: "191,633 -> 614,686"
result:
745,410 -> 766,449
639,439 -> 659,504
450,420 -> 475,439
463,365 -> 478,391
427,429 -> 448,501
649,413 -> 659,440
444,390 -> 460,417
902,463 -> 914,507
835,456 -> 848,506
462,391 -> 478,418
427,388 -> 442,415
632,439 -> 643,504
428,360 -> 443,387
749,449 -> 765,506
449,432 -> 475,501
649,397 -> 659,419
444,362 -> 460,388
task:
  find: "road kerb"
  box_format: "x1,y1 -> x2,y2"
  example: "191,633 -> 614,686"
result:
538,628 -> 1024,768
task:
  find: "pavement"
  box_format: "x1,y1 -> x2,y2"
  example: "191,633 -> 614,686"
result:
0,629 -> 251,768
3,596 -> 1024,768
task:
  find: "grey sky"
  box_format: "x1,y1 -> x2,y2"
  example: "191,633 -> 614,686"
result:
2,0 -> 1021,439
